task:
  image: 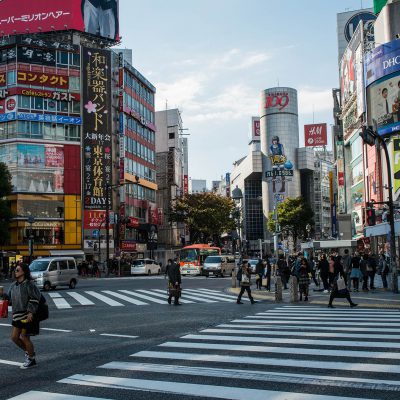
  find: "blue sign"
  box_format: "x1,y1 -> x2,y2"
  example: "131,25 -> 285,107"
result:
119,113 -> 124,135
17,112 -> 82,125
0,112 -> 16,122
344,12 -> 376,42
225,172 -> 230,185
365,39 -> 400,87
92,229 -> 100,238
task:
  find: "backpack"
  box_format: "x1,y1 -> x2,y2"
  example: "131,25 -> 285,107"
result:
36,294 -> 49,322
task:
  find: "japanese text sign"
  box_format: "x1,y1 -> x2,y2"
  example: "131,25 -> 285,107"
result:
17,71 -> 69,89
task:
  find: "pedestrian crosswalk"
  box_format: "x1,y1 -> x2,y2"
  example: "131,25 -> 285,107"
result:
44,288 -> 244,309
7,304 -> 400,400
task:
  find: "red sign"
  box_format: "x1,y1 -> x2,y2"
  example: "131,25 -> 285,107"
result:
121,241 -> 136,251
265,92 -> 289,111
304,123 -> 328,147
17,71 -> 69,89
338,172 -> 345,186
83,210 -> 108,229
0,1 -> 119,40
45,146 -> 64,167
253,120 -> 260,136
183,175 -> 189,195
6,97 -> 16,112
126,217 -> 139,229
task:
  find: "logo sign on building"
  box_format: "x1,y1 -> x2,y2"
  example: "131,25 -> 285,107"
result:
17,46 -> 56,66
264,91 -> 290,111
304,123 -> 327,147
5,96 -> 16,112
0,1 -> 120,40
17,71 -> 69,89
121,241 -> 136,251
16,36 -> 80,52
82,47 -> 112,210
393,137 -> 400,197
251,117 -> 260,140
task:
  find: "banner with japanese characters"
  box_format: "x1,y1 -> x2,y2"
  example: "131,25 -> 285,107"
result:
82,47 -> 112,210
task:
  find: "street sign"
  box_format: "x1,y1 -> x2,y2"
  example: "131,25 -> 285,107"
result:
92,229 -> 100,238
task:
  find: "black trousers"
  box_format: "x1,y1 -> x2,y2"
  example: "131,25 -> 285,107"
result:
329,290 -> 353,306
237,286 -> 254,302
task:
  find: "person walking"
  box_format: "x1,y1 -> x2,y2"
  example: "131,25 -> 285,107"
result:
309,257 -> 319,287
298,258 -> 310,301
378,252 -> 389,290
328,255 -> 336,289
342,249 -> 352,287
368,254 -> 377,290
318,254 -> 330,293
7,263 -> 41,369
263,257 -> 272,291
236,262 -> 256,304
350,253 -> 361,291
255,259 -> 264,290
167,259 -> 182,306
276,254 -> 289,290
360,254 -> 370,291
328,268 -> 357,309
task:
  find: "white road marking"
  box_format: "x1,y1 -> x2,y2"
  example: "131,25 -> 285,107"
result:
101,290 -> 148,305
99,334 -> 138,339
194,289 -> 249,301
67,292 -> 95,306
180,334 -> 400,348
100,361 -> 400,392
0,359 -> 21,367
266,309 -> 400,315
234,318 -> 400,326
131,350 -> 400,374
7,391 -> 112,400
0,323 -> 10,327
280,306 -> 400,310
249,315 -> 400,321
160,341 -> 400,359
84,291 -> 124,306
58,374 -> 377,400
165,291 -> 217,303
47,293 -> 72,309
183,289 -> 234,302
41,328 -> 72,333
118,290 -> 165,304
201,328 -> 400,340
140,289 -> 194,304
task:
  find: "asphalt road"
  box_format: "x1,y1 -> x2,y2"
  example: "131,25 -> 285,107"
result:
1,275 -> 400,400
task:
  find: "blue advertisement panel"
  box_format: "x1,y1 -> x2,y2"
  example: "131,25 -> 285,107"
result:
0,112 -> 81,124
364,39 -> 400,87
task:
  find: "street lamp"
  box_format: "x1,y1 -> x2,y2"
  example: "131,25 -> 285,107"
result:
27,216 -> 35,264
360,126 -> 398,293
231,186 -> 243,257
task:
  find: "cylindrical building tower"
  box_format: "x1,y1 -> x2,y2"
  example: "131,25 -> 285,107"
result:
260,87 -> 301,239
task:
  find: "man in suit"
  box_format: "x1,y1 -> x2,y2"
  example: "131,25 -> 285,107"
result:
167,258 -> 182,306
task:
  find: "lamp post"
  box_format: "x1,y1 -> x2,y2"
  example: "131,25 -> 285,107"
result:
360,126 -> 398,293
27,216 -> 35,264
231,186 -> 243,257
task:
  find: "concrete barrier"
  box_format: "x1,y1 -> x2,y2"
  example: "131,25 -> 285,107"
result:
275,275 -> 282,302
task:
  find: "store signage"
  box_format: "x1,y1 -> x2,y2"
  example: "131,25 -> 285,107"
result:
264,92 -> 290,111
82,47 -> 112,210
338,172 -> 345,186
183,175 -> 188,194
17,46 -> 56,66
16,36 -> 79,52
393,137 -> 400,195
5,97 -> 16,112
266,170 -> 294,178
344,12 -> 376,42
83,210 -> 110,229
45,146 -> 64,167
17,71 -> 69,89
0,73 -> 6,85
304,123 -> 327,147
121,241 -> 136,251
126,217 -> 139,229
0,1 -> 119,40
17,112 -> 81,124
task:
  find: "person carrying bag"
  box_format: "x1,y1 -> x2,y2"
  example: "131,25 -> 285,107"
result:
236,262 -> 256,304
167,259 -> 182,306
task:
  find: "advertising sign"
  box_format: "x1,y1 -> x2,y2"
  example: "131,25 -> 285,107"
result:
336,141 -> 346,214
16,88 -> 78,102
16,36 -> 79,52
17,144 -> 45,168
0,1 -> 119,40
45,146 -> 64,168
183,175 -> 189,195
264,91 -> 290,113
121,241 -> 136,251
17,46 -> 56,66
17,71 -> 69,89
304,123 -> 327,147
82,47 -> 112,210
393,137 -> 400,198
252,117 -> 260,140
16,112 -> 81,125
83,210 -> 111,229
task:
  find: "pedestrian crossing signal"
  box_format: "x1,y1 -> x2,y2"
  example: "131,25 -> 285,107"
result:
366,208 -> 376,226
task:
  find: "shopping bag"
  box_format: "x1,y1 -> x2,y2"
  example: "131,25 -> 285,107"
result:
241,274 -> 250,284
337,274 -> 346,291
262,278 -> 268,286
0,299 -> 9,318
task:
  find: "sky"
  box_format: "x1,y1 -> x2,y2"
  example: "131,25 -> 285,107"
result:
117,0 -> 374,186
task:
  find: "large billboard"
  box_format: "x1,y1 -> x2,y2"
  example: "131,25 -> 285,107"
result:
393,136 -> 400,198
82,47 -> 113,210
304,123 -> 327,147
0,1 -> 119,40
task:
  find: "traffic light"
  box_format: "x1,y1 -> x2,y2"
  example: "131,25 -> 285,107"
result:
366,208 -> 376,226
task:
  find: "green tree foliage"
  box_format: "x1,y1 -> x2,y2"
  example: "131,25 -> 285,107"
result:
169,192 -> 237,244
267,197 -> 314,243
0,162 -> 13,245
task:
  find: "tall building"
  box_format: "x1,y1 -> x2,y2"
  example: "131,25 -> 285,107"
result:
155,108 -> 187,247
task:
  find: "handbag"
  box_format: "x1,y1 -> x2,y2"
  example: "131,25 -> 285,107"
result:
35,295 -> 49,322
0,299 -> 8,318
241,274 -> 250,284
336,274 -> 346,291
262,278 -> 268,286
168,282 -> 181,297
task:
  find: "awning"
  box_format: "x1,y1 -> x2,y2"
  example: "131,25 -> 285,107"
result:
301,240 -> 357,250
49,250 -> 85,257
364,221 -> 400,238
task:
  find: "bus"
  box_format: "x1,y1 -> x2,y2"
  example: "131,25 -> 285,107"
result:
179,244 -> 221,276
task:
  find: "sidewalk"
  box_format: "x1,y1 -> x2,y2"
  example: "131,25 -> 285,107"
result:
226,283 -> 400,309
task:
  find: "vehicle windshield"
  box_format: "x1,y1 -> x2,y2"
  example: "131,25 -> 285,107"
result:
180,249 -> 198,262
248,259 -> 259,265
29,260 -> 49,272
132,260 -> 145,266
205,256 -> 222,263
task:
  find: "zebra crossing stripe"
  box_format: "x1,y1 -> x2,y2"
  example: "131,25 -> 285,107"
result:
183,289 -> 234,302
195,289 -> 249,301
201,328 -> 400,340
260,311 -> 400,317
280,306 -> 400,311
7,391 -> 111,400
67,292 -> 95,306
101,290 -> 148,305
58,374 -> 377,400
118,290 -> 166,304
249,315 -> 400,321
145,289 -> 195,303
84,291 -> 124,306
219,323 -> 400,333
159,341 -> 400,359
167,291 -> 217,303
234,318 -> 400,326
100,361 -> 400,392
48,292 -> 72,309
179,334 -> 400,349
131,350 -> 400,374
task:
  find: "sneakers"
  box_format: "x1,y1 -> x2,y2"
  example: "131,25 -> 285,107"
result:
323,290 -> 328,293
21,357 -> 36,369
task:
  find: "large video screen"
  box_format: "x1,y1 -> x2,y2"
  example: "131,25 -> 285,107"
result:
0,1 -> 119,40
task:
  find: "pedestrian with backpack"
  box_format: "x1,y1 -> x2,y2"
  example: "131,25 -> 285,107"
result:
7,263 -> 41,369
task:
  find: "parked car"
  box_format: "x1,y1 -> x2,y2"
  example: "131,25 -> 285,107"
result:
203,255 -> 236,277
131,259 -> 161,275
29,257 -> 78,291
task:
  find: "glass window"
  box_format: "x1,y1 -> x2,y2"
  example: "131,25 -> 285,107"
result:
49,262 -> 57,272
56,124 -> 65,140
18,95 -> 30,109
7,70 -> 16,85
33,97 -> 44,110
69,76 -> 80,91
58,260 -> 68,270
58,101 -> 68,113
70,53 -> 80,67
57,51 -> 69,65
351,136 -> 363,161
72,101 -> 80,113
43,123 -> 54,140
68,260 -> 76,269
31,122 -> 42,138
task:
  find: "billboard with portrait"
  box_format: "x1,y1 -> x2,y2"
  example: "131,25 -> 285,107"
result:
0,1 -> 119,41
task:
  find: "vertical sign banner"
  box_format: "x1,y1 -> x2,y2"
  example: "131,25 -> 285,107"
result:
393,137 -> 400,198
251,117 -> 260,140
304,123 -> 327,147
82,47 -> 112,210
336,141 -> 346,214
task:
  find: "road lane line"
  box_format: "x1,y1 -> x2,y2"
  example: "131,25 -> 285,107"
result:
194,289 -> 249,301
233,319 -> 400,326
180,334 -> 400,348
131,350 -> 400,374
183,289 -> 235,302
139,289 -> 194,304
249,316 -> 400,321
100,361 -> 400,392
100,334 -> 138,339
7,391 -> 113,400
47,293 -> 72,309
0,359 -> 22,367
84,291 -> 124,306
118,290 -> 165,304
67,292 -> 95,306
58,374 -> 377,400
101,290 -> 148,305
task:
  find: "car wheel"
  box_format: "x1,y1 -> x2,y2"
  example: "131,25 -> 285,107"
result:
69,279 -> 76,289
43,282 -> 51,291
148,269 -> 151,276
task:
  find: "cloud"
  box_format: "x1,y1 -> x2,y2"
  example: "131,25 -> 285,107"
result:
298,87 -> 333,114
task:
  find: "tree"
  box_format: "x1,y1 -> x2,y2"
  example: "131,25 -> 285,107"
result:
0,162 -> 13,245
267,197 -> 314,245
169,192 -> 237,245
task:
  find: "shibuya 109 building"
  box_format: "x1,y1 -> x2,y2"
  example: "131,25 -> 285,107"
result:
260,87 -> 301,233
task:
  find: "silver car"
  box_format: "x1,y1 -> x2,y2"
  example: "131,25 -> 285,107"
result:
203,255 -> 235,277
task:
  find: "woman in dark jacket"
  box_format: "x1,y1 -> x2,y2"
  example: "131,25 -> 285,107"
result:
328,270 -> 357,309
255,260 -> 264,290
318,254 -> 330,292
7,263 -> 41,369
298,258 -> 310,301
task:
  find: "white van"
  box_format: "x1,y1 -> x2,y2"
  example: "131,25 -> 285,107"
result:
29,257 -> 78,291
